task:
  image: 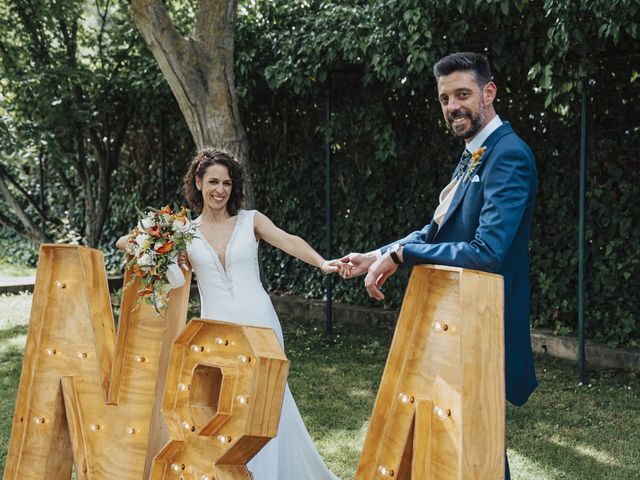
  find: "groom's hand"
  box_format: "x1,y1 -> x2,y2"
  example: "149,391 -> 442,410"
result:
364,253 -> 399,301
339,252 -> 376,279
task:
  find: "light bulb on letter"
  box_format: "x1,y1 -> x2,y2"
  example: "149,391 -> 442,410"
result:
238,354 -> 251,363
434,405 -> 451,420
397,392 -> 414,404
377,465 -> 394,477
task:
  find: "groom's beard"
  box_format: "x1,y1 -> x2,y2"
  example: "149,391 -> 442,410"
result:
447,103 -> 487,140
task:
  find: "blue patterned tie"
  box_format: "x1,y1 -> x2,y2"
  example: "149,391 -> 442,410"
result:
453,149 -> 472,180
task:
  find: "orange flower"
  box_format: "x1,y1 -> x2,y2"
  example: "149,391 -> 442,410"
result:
155,241 -> 174,254
148,223 -> 162,237
464,146 -> 487,181
138,284 -> 153,297
158,205 -> 172,215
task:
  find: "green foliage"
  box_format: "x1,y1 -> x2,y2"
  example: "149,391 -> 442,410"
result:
0,0 -> 185,246
236,0 -> 640,346
0,229 -> 39,268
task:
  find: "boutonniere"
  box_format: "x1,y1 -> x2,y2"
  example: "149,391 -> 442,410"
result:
464,146 -> 486,182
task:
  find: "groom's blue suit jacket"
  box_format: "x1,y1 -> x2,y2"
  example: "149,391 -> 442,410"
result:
385,122 -> 538,406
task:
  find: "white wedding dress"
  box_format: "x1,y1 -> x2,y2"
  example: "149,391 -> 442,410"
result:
187,209 -> 340,480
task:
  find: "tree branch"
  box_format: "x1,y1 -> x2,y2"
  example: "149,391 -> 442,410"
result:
109,109 -> 132,171
15,0 -> 52,64
56,166 -> 77,223
0,169 -> 50,242
129,0 -> 189,62
0,162 -> 50,224
95,0 -> 111,62
129,0 -> 209,147
0,211 -> 29,239
88,127 -> 107,165
193,0 -> 236,50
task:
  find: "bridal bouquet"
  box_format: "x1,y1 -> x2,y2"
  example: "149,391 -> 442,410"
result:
123,205 -> 197,312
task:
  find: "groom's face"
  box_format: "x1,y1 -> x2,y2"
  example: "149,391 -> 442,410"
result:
437,70 -> 496,141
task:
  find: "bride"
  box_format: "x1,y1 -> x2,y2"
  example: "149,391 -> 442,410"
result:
120,148 -> 342,480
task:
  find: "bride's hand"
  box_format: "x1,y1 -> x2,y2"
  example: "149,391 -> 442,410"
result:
320,259 -> 349,276
116,235 -> 129,251
177,251 -> 190,271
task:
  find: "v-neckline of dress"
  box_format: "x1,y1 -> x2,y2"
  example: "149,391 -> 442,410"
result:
196,210 -> 242,276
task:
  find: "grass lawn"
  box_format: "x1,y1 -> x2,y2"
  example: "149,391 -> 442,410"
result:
1,291 -> 639,479
0,261 -> 36,278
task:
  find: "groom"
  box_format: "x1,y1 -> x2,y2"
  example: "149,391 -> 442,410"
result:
341,52 -> 538,478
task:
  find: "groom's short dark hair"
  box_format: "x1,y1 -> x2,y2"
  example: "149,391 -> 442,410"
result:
433,52 -> 492,86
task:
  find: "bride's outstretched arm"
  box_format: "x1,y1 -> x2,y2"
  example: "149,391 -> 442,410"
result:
253,211 -> 346,275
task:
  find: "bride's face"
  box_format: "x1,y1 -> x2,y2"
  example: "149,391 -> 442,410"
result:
196,164 -> 233,213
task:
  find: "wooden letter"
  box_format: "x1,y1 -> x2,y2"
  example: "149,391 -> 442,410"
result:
355,265 -> 505,480
3,245 -> 191,480
151,319 -> 289,480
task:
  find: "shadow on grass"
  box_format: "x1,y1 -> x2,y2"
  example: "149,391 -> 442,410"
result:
507,354 -> 640,479
0,324 -> 29,343
511,432 -> 638,480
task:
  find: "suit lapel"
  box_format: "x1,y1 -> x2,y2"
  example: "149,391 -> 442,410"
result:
435,122 -> 514,234
437,151 -> 490,230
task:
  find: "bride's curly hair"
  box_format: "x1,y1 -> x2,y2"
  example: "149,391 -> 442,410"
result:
183,148 -> 245,215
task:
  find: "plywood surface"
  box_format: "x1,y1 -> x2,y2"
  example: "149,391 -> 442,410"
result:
355,265 -> 505,479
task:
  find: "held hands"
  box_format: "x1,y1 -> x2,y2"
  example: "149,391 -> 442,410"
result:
338,252 -> 376,279
338,250 -> 399,301
320,259 -> 349,276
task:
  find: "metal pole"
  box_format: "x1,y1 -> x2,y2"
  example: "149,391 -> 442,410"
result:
578,79 -> 588,384
324,75 -> 333,334
160,109 -> 166,204
39,152 -> 45,231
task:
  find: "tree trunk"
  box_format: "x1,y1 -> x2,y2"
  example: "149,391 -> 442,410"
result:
129,0 -> 254,206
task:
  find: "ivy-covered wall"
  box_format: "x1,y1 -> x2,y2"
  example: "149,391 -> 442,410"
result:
229,0 -> 640,348
239,39 -> 639,349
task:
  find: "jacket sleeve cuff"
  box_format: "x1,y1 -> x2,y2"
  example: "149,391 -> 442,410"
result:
401,244 -> 423,268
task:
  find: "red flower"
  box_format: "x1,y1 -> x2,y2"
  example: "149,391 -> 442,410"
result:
148,223 -> 162,237
155,241 -> 174,254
